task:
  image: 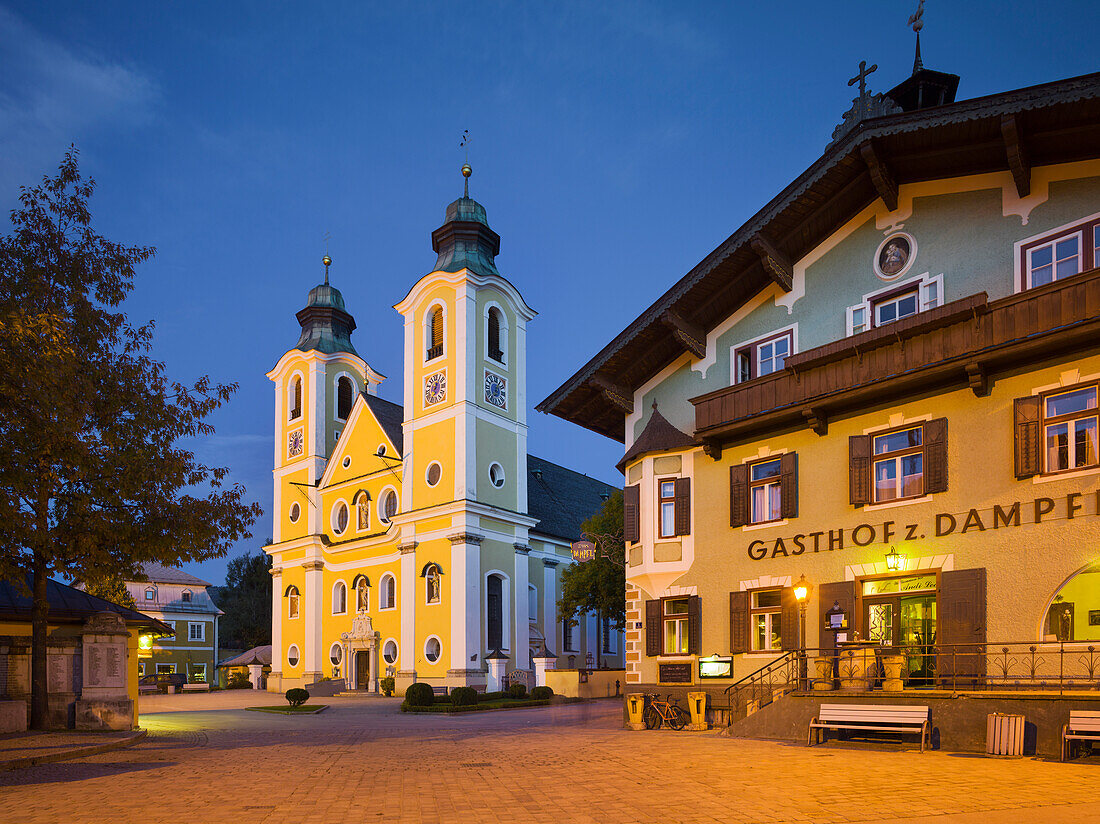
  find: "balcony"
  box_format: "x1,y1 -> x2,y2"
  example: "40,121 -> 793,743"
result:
692,267 -> 1100,450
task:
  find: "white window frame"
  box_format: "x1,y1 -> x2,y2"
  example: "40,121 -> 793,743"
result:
190,663 -> 207,682
483,301 -> 509,366
425,461 -> 443,488
729,324 -> 799,386
749,457 -> 783,525
188,622 -> 205,642
287,371 -> 305,422
423,635 -> 443,664
382,638 -> 399,665
1014,212 -> 1100,293
488,462 -> 506,488
144,587 -> 157,602
289,501 -> 301,523
287,644 -> 300,668
378,486 -> 399,525
329,643 -> 343,666
332,579 -> 348,615
331,499 -> 350,536
423,301 -> 447,364
379,574 -> 396,611
484,570 -> 511,653
750,589 -> 783,652
846,273 -> 943,336
156,663 -> 176,675
662,598 -> 690,655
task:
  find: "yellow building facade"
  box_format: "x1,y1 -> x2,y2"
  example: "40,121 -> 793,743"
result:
266,176 -> 621,694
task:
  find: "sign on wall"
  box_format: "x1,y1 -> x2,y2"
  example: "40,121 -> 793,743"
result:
571,541 -> 597,563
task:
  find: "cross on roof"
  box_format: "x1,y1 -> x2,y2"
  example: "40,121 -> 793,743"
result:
848,60 -> 879,117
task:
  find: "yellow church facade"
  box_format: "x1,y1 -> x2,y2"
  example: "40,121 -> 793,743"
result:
265,176 -> 621,694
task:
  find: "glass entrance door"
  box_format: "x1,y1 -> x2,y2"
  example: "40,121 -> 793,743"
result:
900,594 -> 936,684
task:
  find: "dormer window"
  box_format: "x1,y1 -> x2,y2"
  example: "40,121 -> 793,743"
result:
337,376 -> 354,420
181,590 -> 192,603
427,306 -> 444,360
289,376 -> 302,420
145,587 -> 156,601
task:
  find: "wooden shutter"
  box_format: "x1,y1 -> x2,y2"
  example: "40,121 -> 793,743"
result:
624,485 -> 640,543
779,452 -> 799,519
923,417 -> 949,493
729,464 -> 749,527
431,309 -> 443,349
674,477 -> 691,536
729,591 -> 750,654
645,599 -> 661,656
849,435 -> 871,506
488,309 -> 500,354
938,568 -> 987,685
687,595 -> 702,655
1014,396 -> 1041,478
779,587 -> 800,651
818,580 -> 856,654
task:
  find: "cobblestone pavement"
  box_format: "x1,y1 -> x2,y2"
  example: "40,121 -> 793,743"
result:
2,697 -> 1099,824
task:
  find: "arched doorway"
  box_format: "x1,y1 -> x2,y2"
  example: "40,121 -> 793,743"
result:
487,574 -> 504,651
355,651 -> 370,689
1043,561 -> 1100,642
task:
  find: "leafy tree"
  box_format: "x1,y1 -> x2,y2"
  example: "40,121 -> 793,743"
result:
211,550 -> 272,650
82,575 -> 136,610
0,149 -> 262,728
557,489 -> 625,669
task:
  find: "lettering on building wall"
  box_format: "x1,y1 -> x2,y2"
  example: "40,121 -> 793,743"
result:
746,492 -> 1100,560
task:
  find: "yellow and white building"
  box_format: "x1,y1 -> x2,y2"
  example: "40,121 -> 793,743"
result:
266,173 -> 621,693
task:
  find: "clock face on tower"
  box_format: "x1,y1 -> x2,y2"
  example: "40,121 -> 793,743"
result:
287,428 -> 304,458
424,370 -> 447,407
484,370 -> 507,409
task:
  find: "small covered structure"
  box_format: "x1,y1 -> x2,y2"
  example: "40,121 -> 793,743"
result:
218,645 -> 272,690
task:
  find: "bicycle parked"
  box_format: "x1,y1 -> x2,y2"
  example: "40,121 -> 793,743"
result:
642,693 -> 689,730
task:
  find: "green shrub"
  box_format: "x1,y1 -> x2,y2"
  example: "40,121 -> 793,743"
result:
404,682 -> 434,707
380,676 -> 395,697
506,682 -> 527,699
477,691 -> 504,702
227,672 -> 252,690
450,686 -> 477,706
531,686 -> 553,700
285,688 -> 310,707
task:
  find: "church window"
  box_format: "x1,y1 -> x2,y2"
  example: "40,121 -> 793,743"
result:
332,581 -> 347,615
425,461 -> 442,487
527,584 -> 537,622
355,491 -> 370,531
382,639 -> 398,664
424,636 -> 442,664
330,643 -> 343,666
337,376 -> 354,420
332,502 -> 349,535
286,586 -> 300,619
287,644 -> 300,667
181,590 -> 192,603
489,462 -> 505,488
488,307 -> 504,362
487,574 -> 505,651
354,575 -> 370,612
380,574 -> 396,610
379,489 -> 398,523
425,564 -> 441,605
289,376 -> 302,420
289,502 -> 301,523
427,306 -> 444,360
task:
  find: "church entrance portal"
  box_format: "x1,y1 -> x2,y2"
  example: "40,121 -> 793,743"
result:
356,651 -> 370,689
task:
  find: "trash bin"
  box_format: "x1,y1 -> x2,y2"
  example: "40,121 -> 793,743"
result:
687,691 -> 708,731
987,713 -> 1025,755
626,693 -> 646,731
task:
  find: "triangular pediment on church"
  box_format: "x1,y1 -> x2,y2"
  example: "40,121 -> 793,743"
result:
318,392 -> 404,490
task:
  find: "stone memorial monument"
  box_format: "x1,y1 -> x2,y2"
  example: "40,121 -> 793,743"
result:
75,611 -> 133,730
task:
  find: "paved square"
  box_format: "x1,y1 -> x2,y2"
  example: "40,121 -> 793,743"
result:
2,696 -> 1099,823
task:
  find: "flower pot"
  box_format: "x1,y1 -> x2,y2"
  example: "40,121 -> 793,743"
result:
881,654 -> 905,692
813,656 -> 834,691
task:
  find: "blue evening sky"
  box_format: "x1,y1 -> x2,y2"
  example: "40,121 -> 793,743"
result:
2,2 -> 1095,587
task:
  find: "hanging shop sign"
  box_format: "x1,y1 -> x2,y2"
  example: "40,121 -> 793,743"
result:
571,540 -> 597,563
745,491 -> 1100,561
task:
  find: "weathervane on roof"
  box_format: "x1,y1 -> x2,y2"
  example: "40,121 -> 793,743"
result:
908,0 -> 925,72
459,130 -> 472,198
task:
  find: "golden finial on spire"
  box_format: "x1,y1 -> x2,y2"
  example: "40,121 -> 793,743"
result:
460,130 -> 472,198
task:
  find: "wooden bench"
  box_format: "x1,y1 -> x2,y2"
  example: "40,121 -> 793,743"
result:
138,683 -> 159,695
182,682 -> 210,692
431,686 -> 449,697
809,704 -> 931,752
1061,710 -> 1100,761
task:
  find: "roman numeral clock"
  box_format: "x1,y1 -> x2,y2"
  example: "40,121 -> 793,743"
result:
484,370 -> 507,409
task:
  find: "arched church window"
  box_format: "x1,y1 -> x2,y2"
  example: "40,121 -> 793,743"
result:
337,376 -> 354,420
332,501 -> 349,535
427,307 -> 444,360
487,574 -> 504,651
353,575 -> 370,612
286,586 -> 300,619
332,581 -> 347,615
424,564 -> 441,605
380,489 -> 398,523
488,307 -> 503,362
289,377 -> 302,420
380,574 -> 396,610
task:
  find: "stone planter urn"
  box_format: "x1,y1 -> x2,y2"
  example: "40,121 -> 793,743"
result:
838,647 -> 875,691
881,654 -> 905,692
813,656 -> 834,691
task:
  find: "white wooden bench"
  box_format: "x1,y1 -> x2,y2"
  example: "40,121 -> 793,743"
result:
1061,710 -> 1100,761
809,704 -> 931,752
182,682 -> 211,692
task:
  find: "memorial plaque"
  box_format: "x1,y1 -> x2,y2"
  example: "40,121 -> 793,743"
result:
106,647 -> 122,682
658,662 -> 692,684
86,646 -> 103,688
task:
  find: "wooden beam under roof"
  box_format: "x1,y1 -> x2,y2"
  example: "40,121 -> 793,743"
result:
859,141 -> 898,212
749,233 -> 793,292
660,310 -> 707,359
589,374 -> 634,414
1000,113 -> 1031,198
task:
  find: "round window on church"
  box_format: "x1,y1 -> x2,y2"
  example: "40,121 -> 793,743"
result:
424,636 -> 442,664
332,501 -> 349,535
383,639 -> 398,664
379,489 -> 398,523
488,462 -> 505,488
426,462 -> 442,487
330,643 -> 342,666
289,502 -> 300,523
287,645 -> 300,668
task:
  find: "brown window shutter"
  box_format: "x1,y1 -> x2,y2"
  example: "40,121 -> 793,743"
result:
1014,396 -> 1041,478
431,309 -> 443,349
849,435 -> 871,506
779,452 -> 799,519
923,417 -> 949,493
687,595 -> 702,655
729,464 -> 749,527
674,477 -> 691,536
624,485 -> 640,543
779,587 -> 800,651
729,591 -> 750,653
645,600 -> 661,656
817,580 -> 856,654
938,568 -> 987,683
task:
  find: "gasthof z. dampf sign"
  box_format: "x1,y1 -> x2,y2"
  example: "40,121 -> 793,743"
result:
745,491 -> 1100,561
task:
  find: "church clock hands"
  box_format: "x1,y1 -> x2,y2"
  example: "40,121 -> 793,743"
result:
484,371 -> 507,409
424,370 -> 447,406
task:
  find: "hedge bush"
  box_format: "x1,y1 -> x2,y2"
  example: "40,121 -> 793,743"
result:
530,686 -> 553,700
285,688 -> 310,707
227,672 -> 252,690
380,676 -> 395,697
449,686 -> 477,706
506,682 -> 527,699
404,682 -> 434,707
477,691 -> 504,702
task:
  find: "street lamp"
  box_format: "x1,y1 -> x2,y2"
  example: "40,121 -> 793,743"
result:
885,546 -> 905,571
793,574 -> 812,689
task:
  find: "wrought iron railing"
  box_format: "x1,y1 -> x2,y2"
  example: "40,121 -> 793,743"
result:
722,650 -> 800,718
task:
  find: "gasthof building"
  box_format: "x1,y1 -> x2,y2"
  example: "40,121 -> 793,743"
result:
540,51 -> 1100,747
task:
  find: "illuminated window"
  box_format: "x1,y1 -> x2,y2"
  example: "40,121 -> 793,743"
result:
749,458 -> 782,524
750,590 -> 782,651
872,426 -> 924,502
663,598 -> 690,654
287,586 -> 300,619
1043,385 -> 1098,473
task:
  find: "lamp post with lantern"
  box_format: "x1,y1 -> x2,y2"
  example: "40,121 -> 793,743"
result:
793,574 -> 812,689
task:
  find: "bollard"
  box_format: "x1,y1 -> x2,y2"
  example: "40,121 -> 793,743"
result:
626,693 -> 646,730
687,691 -> 709,731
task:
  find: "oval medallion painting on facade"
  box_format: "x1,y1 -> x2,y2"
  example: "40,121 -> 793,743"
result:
875,233 -> 914,280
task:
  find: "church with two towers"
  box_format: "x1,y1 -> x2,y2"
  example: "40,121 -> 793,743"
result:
265,168 -> 621,693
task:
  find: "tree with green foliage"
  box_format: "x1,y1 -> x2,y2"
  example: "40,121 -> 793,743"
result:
557,489 -> 625,669
0,149 -> 262,728
82,575 -> 136,610
211,551 -> 273,650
